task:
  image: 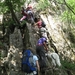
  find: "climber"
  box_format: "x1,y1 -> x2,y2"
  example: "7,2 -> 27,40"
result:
39,27 -> 49,46
34,17 -> 46,35
20,7 -> 27,22
21,47 -> 40,75
26,5 -> 34,23
34,17 -> 42,29
36,36 -> 48,57
39,27 -> 48,38
26,5 -> 33,17
20,5 -> 34,23
34,17 -> 46,28
33,17 -> 42,34
36,37 -> 49,69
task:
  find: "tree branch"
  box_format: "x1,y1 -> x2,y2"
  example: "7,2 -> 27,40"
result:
63,0 -> 75,15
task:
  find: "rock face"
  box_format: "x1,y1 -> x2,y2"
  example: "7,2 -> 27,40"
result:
40,14 -> 75,62
0,22 -> 69,75
0,11 -> 70,75
1,1 -> 75,75
23,23 -> 68,75
6,28 -> 23,75
26,23 -> 38,50
9,27 -> 23,50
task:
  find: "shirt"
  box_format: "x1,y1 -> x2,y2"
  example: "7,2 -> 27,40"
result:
33,55 -> 38,66
37,37 -> 47,45
37,20 -> 42,28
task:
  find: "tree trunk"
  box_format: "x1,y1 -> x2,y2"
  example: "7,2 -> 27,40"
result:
6,0 -> 20,25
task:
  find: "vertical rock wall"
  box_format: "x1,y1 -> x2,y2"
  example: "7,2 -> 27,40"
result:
6,27 -> 24,75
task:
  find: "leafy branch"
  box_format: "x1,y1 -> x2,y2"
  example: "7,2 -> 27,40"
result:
63,0 -> 75,15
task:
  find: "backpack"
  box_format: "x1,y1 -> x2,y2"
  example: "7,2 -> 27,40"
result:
42,21 -> 46,27
21,50 -> 36,73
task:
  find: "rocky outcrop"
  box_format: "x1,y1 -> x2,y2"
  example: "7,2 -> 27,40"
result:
0,20 -> 69,75
40,13 -> 75,63
0,27 -> 24,75
0,0 -> 75,75
25,22 -> 69,75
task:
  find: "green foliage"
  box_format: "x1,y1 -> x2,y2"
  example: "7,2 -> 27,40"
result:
0,0 -> 27,27
20,20 -> 27,26
4,19 -> 14,27
0,1 -> 8,13
61,10 -> 75,24
61,59 -> 75,71
57,0 -> 64,3
66,0 -> 75,8
36,0 -> 50,11
61,0 -> 75,24
0,0 -> 26,13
